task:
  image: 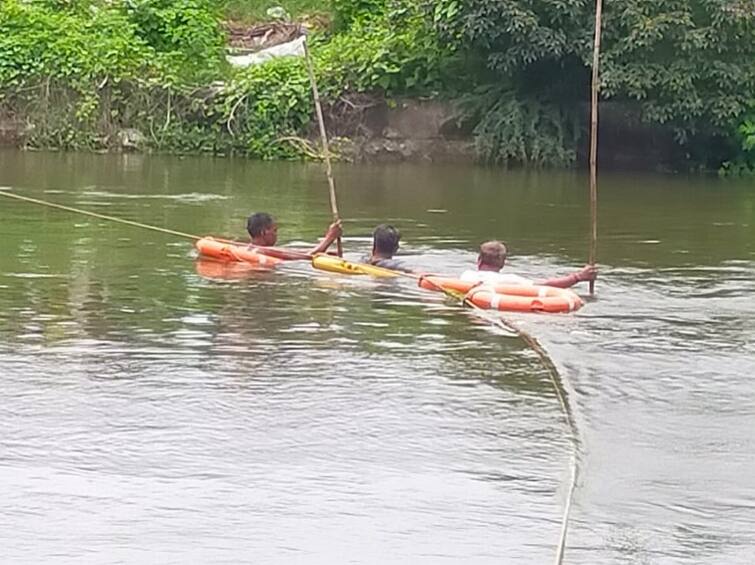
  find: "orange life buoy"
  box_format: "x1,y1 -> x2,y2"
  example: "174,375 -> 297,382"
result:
465,288 -> 582,313
194,258 -> 269,280
195,237 -> 283,267
419,276 -> 479,294
419,275 -> 583,313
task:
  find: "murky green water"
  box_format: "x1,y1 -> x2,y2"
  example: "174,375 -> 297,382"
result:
1,149 -> 754,564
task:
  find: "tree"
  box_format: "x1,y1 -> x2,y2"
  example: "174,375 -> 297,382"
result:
432,0 -> 755,164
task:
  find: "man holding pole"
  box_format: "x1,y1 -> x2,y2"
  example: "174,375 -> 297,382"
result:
246,212 -> 342,259
461,241 -> 597,288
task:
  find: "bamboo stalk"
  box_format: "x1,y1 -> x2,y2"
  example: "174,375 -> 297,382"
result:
302,33 -> 343,257
588,0 -> 603,296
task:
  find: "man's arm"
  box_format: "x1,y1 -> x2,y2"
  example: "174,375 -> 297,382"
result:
252,221 -> 343,260
253,246 -> 311,260
309,220 -> 343,255
537,265 -> 597,288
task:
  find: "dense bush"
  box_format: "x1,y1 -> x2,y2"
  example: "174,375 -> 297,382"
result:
0,1 -> 155,86
0,0 -> 302,154
216,0 -> 458,157
321,2 -> 458,94
720,110 -> 755,176
431,0 -> 755,167
0,0 -> 154,148
457,86 -> 578,167
600,1 -> 755,140
123,0 -> 226,81
332,0 -> 386,30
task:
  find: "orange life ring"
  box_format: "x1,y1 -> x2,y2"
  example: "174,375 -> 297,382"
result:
465,288 -> 582,313
419,276 -> 480,294
194,258 -> 268,280
419,275 -> 583,313
195,237 -> 283,267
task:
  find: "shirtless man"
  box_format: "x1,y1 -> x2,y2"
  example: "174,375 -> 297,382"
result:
247,212 -> 342,259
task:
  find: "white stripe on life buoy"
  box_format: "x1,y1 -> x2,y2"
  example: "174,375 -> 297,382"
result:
489,292 -> 502,310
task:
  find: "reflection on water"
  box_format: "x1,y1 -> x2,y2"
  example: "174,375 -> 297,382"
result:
1,150 -> 754,564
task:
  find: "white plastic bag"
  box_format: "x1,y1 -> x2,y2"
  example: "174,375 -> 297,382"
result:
227,36 -> 306,68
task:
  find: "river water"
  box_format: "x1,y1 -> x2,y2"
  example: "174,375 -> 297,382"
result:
1,150 -> 753,564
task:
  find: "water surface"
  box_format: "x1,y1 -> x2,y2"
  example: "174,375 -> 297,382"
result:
1,150 -> 754,564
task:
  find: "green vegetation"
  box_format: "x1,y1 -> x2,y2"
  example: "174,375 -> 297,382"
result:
0,0 -> 451,158
431,0 -> 755,171
222,0 -> 331,23
1,0 -> 754,171
720,110 -> 755,176
0,0 -> 227,149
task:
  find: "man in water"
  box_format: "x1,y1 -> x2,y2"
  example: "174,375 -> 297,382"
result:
461,240 -> 596,288
247,212 -> 342,259
364,224 -> 413,272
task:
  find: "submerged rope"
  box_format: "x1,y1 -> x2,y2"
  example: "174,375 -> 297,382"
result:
414,275 -> 580,564
333,268 -> 580,561
489,315 -> 579,565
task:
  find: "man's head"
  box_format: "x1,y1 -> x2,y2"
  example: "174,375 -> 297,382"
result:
247,212 -> 278,246
372,224 -> 401,258
477,240 -> 508,271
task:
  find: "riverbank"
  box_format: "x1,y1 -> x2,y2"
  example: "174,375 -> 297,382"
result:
0,96 -> 699,172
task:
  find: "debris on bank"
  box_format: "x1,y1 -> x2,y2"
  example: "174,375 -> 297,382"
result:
224,12 -> 330,68
225,21 -> 300,53
227,35 -> 305,67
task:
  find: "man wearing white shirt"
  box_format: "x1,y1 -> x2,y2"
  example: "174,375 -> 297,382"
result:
460,241 -> 596,288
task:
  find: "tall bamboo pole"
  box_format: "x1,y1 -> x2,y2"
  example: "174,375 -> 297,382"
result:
302,32 -> 343,257
588,0 -> 603,296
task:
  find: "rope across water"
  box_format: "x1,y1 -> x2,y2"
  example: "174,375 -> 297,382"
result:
0,190 -> 200,241
0,190 -> 312,259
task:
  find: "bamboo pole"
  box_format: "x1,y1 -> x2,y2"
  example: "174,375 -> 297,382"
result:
588,0 -> 603,296
302,32 -> 343,257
